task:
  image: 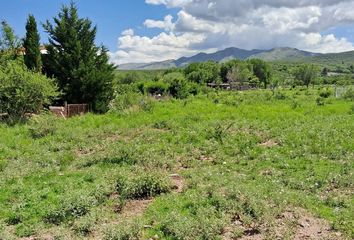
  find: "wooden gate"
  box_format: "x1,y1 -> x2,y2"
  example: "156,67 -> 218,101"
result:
49,103 -> 89,118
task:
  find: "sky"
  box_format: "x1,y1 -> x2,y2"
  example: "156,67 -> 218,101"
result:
2,0 -> 354,65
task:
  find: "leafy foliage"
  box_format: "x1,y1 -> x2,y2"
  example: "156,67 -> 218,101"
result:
343,87 -> 354,101
221,60 -> 254,85
0,21 -> 21,61
43,2 -> 115,112
184,61 -> 221,84
0,61 -> 58,122
294,64 -> 318,87
248,58 -> 272,89
116,172 -> 171,199
104,222 -> 141,240
143,80 -> 169,95
164,72 -> 192,99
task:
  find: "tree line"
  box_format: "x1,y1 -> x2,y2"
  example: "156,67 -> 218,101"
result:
114,58 -> 323,102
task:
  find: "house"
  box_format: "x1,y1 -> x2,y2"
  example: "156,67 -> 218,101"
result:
17,45 -> 47,55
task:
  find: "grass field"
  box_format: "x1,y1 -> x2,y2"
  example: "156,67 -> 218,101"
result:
0,88 -> 353,239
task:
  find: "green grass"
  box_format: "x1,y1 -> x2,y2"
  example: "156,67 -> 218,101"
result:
0,88 -> 353,239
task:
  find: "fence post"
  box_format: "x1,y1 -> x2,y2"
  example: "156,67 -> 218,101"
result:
64,101 -> 68,117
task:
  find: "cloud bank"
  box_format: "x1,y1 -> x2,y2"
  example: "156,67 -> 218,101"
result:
110,0 -> 354,65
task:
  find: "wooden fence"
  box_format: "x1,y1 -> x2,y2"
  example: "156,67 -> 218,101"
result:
207,83 -> 252,91
49,103 -> 89,118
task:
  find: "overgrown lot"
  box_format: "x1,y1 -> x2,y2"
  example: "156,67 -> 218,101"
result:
0,88 -> 353,239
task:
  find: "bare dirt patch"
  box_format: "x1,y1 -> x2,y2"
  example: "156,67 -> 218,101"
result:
121,199 -> 154,219
21,233 -> 54,240
291,209 -> 343,240
258,139 -> 279,148
170,173 -> 184,193
198,154 -> 214,162
223,208 -> 343,240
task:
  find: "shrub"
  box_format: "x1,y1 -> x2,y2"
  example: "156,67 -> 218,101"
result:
15,223 -> 35,238
188,82 -> 201,96
109,91 -> 155,113
116,173 -> 171,200
43,195 -> 93,225
109,92 -> 141,112
159,208 -> 225,240
144,81 -> 168,95
28,114 -> 58,139
153,120 -> 171,130
5,213 -> 22,225
273,90 -> 286,100
316,97 -> 325,106
114,83 -> 137,95
168,77 -> 190,99
290,99 -> 300,109
343,87 -> 354,101
73,215 -> 96,236
81,148 -> 139,168
103,222 -> 141,240
0,61 -> 58,122
319,88 -> 333,98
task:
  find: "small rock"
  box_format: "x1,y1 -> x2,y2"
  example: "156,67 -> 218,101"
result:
170,174 -> 180,178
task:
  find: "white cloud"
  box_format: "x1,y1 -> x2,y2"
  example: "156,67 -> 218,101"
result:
121,28 -> 134,36
144,15 -> 175,31
110,0 -> 354,64
145,0 -> 193,8
110,32 -> 216,65
300,33 -> 354,53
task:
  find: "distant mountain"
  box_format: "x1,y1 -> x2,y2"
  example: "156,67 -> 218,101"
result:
118,47 -> 354,70
119,60 -> 175,70
174,47 -> 266,66
248,47 -> 320,61
305,50 -> 354,65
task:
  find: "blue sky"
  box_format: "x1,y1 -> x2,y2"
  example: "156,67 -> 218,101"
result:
2,0 -> 354,64
0,0 -> 177,51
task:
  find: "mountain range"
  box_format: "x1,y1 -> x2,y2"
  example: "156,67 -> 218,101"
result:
118,47 -> 354,70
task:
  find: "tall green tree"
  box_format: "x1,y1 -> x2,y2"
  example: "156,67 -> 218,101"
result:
248,59 -> 271,89
0,21 -> 21,62
221,60 -> 254,84
184,61 -> 221,84
23,15 -> 42,72
294,64 -> 318,88
43,2 -> 115,112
